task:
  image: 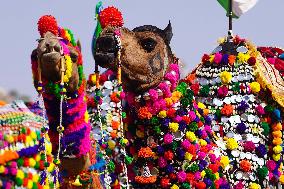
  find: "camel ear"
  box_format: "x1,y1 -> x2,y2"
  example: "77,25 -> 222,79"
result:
68,46 -> 79,63
163,21 -> 173,44
77,40 -> 82,51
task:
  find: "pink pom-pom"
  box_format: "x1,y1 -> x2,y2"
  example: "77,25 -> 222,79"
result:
164,133 -> 173,144
214,53 -> 222,64
177,171 -> 187,182
181,140 -> 191,150
158,157 -> 167,168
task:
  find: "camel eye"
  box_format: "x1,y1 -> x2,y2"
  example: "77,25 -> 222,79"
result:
140,38 -> 157,53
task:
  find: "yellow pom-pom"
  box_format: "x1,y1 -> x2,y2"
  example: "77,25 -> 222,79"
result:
47,163 -> 55,172
273,153 -> 281,161
209,55 -> 214,63
169,122 -> 179,133
215,172 -> 220,180
30,131 -> 37,140
0,166 -> 5,174
37,86 -> 43,91
35,154 -> 41,161
197,102 -> 206,109
7,135 -> 14,143
220,71 -> 232,84
279,175 -> 284,184
238,52 -> 250,63
185,152 -> 193,161
249,183 -> 261,189
186,131 -> 197,142
171,91 -> 182,103
165,98 -> 173,107
90,74 -> 96,84
199,139 -> 207,146
220,156 -> 230,168
32,174 -> 40,182
273,145 -> 282,154
250,82 -> 261,93
226,138 -> 238,150
72,176 -> 82,187
29,158 -> 36,167
84,111 -> 89,123
158,110 -> 167,118
16,170 -> 25,179
45,141 -> 52,155
108,140 -> 116,150
171,184 -> 179,189
25,136 -> 32,145
27,179 -> 33,189
201,170 -> 206,178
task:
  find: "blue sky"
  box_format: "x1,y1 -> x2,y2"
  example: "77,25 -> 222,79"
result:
1,0 -> 284,98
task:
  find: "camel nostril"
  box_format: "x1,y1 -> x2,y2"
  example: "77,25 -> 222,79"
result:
96,35 -> 116,53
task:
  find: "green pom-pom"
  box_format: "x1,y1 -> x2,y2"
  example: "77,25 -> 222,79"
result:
181,98 -> 190,107
15,177 -> 23,186
185,89 -> 194,100
232,82 -> 240,92
105,148 -> 113,156
181,182 -> 191,189
264,105 -> 274,113
32,182 -> 38,189
122,112 -> 127,119
17,158 -> 24,167
125,155 -> 134,165
215,109 -> 221,120
21,127 -> 26,134
261,122 -> 270,135
189,122 -> 198,132
40,154 -> 46,161
256,166 -> 268,180
172,141 -> 178,151
44,161 -> 50,167
177,82 -> 188,95
151,117 -> 159,125
107,161 -> 115,172
34,161 -> 40,169
200,85 -> 210,96
153,125 -> 161,134
188,163 -> 199,172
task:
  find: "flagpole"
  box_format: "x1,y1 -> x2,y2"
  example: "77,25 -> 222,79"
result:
228,0 -> 233,38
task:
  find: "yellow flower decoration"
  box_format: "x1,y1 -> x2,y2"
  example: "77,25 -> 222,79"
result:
16,170 -> 25,179
84,111 -> 89,123
63,55 -> 73,83
220,156 -> 230,168
238,52 -> 250,63
220,71 -> 232,84
249,183 -> 261,189
226,138 -> 238,150
169,122 -> 179,133
0,165 -> 5,174
27,180 -> 33,189
250,82 -> 261,93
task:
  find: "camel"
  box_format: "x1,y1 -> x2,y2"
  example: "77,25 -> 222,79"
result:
186,36 -> 284,188
90,6 -> 230,189
31,15 -> 102,189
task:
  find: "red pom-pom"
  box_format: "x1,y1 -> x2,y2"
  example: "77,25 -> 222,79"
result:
99,6 -> 124,28
38,15 -> 58,37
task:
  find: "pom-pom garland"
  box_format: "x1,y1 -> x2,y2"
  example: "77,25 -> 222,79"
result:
38,15 -> 58,37
99,6 -> 124,28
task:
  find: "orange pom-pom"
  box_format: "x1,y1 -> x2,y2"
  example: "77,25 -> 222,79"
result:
38,15 -> 58,37
99,6 -> 124,28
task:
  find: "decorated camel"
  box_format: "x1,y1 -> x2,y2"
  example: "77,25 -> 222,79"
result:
186,35 -> 284,188
88,6 -> 230,189
30,15 -> 102,188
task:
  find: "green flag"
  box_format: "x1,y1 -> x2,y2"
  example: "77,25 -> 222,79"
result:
217,0 -> 258,18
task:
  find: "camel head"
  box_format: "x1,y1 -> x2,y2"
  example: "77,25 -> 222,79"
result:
94,8 -> 174,93
31,15 -> 82,94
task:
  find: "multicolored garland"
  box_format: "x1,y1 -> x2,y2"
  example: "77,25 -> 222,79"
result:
0,101 -> 56,189
31,15 -> 92,187
188,36 -> 284,188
